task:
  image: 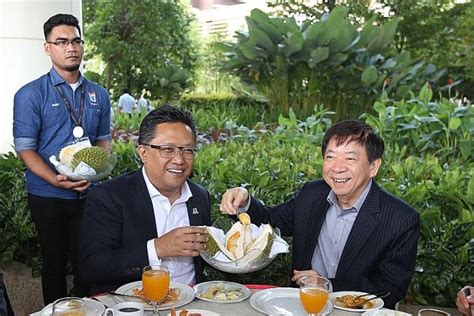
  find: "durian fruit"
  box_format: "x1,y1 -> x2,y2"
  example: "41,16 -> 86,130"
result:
239,213 -> 254,253
71,146 -> 111,173
205,213 -> 274,262
226,223 -> 244,260
58,142 -> 88,166
242,224 -> 273,262
206,228 -> 236,260
225,213 -> 255,260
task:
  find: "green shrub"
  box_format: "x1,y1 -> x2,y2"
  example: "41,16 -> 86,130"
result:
364,83 -> 474,162
218,7 -> 443,119
0,153 -> 40,273
180,93 -> 269,130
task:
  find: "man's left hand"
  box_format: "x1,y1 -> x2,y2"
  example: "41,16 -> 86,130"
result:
292,269 -> 322,286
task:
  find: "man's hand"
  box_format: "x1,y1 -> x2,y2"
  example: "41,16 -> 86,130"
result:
456,286 -> 474,315
292,269 -> 322,286
55,174 -> 91,192
154,226 -> 208,258
220,187 -> 249,215
18,150 -> 91,192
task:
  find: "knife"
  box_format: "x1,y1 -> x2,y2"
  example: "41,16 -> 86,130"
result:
107,291 -> 149,302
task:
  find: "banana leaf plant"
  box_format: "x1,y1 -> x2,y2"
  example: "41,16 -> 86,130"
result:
218,7 -> 444,119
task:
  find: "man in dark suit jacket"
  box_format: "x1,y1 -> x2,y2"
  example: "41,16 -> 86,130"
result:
80,105 -> 211,294
220,120 -> 420,309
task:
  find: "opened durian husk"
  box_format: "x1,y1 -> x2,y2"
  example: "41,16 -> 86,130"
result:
205,213 -> 274,262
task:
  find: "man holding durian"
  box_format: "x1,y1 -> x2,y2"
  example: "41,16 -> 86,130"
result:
12,14 -> 111,304
220,120 -> 420,309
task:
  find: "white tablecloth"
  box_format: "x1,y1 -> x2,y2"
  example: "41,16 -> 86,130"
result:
31,290 -> 396,316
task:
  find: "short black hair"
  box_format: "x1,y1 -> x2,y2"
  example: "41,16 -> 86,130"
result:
43,14 -> 81,39
138,104 -> 197,145
322,119 -> 384,163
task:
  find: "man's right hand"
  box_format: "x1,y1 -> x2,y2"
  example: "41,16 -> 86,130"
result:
55,174 -> 91,192
18,150 -> 91,192
154,226 -> 208,258
219,187 -> 249,215
456,286 -> 474,315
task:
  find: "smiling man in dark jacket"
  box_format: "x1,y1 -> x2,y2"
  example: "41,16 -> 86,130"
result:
220,120 -> 420,309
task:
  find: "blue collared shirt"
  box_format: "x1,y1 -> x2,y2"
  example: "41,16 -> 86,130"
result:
311,179 -> 373,278
13,68 -> 111,199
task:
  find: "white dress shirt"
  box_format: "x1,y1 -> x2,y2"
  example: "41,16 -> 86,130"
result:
143,168 -> 196,285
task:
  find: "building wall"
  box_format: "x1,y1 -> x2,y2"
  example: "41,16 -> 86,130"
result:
191,0 -> 268,40
0,0 -> 82,154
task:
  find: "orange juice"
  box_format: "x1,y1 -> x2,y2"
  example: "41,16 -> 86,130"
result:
142,269 -> 170,302
300,288 -> 329,314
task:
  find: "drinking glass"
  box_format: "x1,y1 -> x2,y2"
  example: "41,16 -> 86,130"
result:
417,309 -> 451,316
142,265 -> 170,315
51,297 -> 86,316
299,276 -> 331,316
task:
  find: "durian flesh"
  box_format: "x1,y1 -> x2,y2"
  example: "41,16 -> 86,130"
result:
58,142 -> 89,166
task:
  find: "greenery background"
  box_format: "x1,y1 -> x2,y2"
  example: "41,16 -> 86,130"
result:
1,0 -> 472,308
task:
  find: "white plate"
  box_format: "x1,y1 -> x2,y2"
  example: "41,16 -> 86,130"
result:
362,310 -> 411,316
250,287 -> 334,315
114,281 -> 195,310
40,298 -> 105,315
194,281 -> 251,303
330,291 -> 384,312
166,309 -> 220,316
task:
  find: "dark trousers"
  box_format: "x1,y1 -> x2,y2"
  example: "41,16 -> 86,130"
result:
0,273 -> 14,316
28,194 -> 90,305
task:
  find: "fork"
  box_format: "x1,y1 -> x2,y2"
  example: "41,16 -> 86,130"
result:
353,292 -> 391,309
355,291 -> 387,299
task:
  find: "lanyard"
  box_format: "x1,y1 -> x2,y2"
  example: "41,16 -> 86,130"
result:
54,83 -> 85,129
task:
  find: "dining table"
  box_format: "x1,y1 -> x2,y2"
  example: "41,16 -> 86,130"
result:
31,286 -> 399,316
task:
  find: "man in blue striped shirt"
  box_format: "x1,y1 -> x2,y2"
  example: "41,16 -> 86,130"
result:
13,13 -> 111,304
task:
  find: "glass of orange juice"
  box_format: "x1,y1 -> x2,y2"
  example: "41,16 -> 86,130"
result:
299,276 -> 331,316
142,265 -> 170,315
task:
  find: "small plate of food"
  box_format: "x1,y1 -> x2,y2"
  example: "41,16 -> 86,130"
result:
194,281 -> 251,303
114,281 -> 194,310
167,308 -> 220,316
329,291 -> 384,312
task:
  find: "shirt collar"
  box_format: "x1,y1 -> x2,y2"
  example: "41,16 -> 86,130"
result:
327,179 -> 373,212
141,167 -> 192,204
49,68 -> 83,86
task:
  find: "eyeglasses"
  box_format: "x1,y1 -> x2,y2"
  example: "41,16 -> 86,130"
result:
143,144 -> 196,160
46,38 -> 84,47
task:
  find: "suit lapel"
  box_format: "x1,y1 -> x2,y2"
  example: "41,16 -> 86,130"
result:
336,182 -> 381,276
133,170 -> 158,238
302,193 -> 331,268
186,182 -> 203,226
